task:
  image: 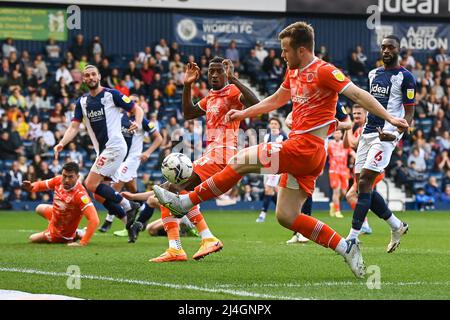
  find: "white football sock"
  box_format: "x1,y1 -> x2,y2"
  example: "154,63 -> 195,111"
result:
199,229 -> 214,239
386,214 -> 402,230
106,214 -> 115,223
347,228 -> 361,240
120,198 -> 131,211
169,239 -> 182,250
180,194 -> 193,209
335,239 -> 348,255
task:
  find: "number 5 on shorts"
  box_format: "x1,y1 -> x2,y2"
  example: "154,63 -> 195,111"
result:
97,156 -> 106,167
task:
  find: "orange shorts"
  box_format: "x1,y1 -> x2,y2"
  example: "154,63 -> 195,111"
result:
193,147 -> 237,182
258,134 -> 326,196
352,171 -> 385,189
329,172 -> 350,190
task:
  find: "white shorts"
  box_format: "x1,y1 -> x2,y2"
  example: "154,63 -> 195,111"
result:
264,174 -> 280,188
354,133 -> 397,174
91,147 -> 127,178
112,156 -> 140,183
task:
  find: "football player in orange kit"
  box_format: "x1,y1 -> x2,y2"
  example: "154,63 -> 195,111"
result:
154,22 -> 409,278
125,57 -> 259,262
23,162 -> 99,246
327,129 -> 355,218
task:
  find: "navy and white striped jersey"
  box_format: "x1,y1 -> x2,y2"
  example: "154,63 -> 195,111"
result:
364,66 -> 416,134
73,88 -> 135,155
121,113 -> 157,160
264,131 -> 288,143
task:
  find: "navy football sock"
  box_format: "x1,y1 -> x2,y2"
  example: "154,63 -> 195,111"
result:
352,192 -> 372,230
103,201 -> 126,219
95,184 -> 123,203
370,190 -> 393,220
137,203 -> 155,225
261,195 -> 271,212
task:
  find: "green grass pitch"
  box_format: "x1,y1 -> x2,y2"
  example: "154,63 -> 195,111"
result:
0,209 -> 449,300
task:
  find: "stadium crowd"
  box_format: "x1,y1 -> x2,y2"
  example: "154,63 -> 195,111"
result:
0,35 -> 449,210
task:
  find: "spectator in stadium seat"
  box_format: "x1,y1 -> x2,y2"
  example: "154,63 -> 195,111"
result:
70,61 -> 82,84
52,77 -> 73,101
2,37 -> 17,58
6,69 -> 23,92
211,40 -> 222,58
32,55 -> 47,85
155,38 -> 170,61
408,147 -> 427,172
88,36 -> 105,60
412,61 -> 425,84
225,40 -> 240,64
202,47 -> 214,62
0,186 -> 12,210
5,161 -> 24,190
0,113 -> 11,132
16,115 -> 29,139
425,176 -> 441,201
415,187 -> 435,211
130,79 -> 146,97
435,150 -> 450,172
414,95 -> 428,119
106,67 -> 120,89
169,53 -> 185,75
262,49 -> 276,74
55,62 -> 73,85
435,47 -> 449,66
137,46 -> 152,66
20,50 -> 32,72
64,51 -> 75,70
23,67 -> 38,94
268,58 -> 284,82
0,131 -> 21,160
316,45 -> 330,62
169,41 -> 182,61
8,51 -> 19,72
70,34 -> 87,61
9,186 -> 27,202
36,161 -> 54,181
427,94 -> 441,117
79,54 -> 89,71
67,142 -> 83,167
8,88 -> 26,110
28,115 -> 42,140
436,129 -> 450,151
124,60 -> 141,81
36,88 -> 51,111
98,58 -> 112,84
254,41 -> 268,64
45,37 -> 61,59
164,79 -> 176,97
348,51 -> 366,76
245,49 -> 264,85
140,61 -> 155,91
441,185 -> 450,202
154,51 -> 168,74
355,45 -> 367,66
115,79 -> 130,96
41,122 -> 55,148
49,159 -> 62,176
242,184 -> 255,202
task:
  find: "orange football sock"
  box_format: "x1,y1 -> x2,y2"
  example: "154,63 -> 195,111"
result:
349,200 -> 357,210
290,214 -> 342,250
334,202 -> 341,212
161,205 -> 182,250
189,165 -> 242,205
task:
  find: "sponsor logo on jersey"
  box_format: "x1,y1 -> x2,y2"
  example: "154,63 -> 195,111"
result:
122,95 -> 131,103
407,88 -> 415,100
87,108 -> 105,122
370,83 -> 390,97
332,69 -> 345,82
292,95 -> 308,104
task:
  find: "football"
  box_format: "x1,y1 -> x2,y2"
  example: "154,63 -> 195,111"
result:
161,153 -> 193,184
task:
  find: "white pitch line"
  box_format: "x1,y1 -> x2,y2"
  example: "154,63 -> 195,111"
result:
215,281 -> 450,288
0,267 -> 310,300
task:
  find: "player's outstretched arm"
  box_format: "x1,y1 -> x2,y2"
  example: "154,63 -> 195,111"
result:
223,59 -> 259,108
140,130 -> 163,162
343,128 -> 357,149
342,84 -> 409,130
77,205 -> 100,246
129,106 -> 144,133
182,62 -> 205,120
54,121 -> 81,159
226,87 -> 291,122
122,190 -> 153,201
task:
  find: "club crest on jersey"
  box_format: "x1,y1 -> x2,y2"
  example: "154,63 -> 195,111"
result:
81,195 -> 90,204
407,89 -> 415,100
370,83 -> 390,97
332,69 -> 345,82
